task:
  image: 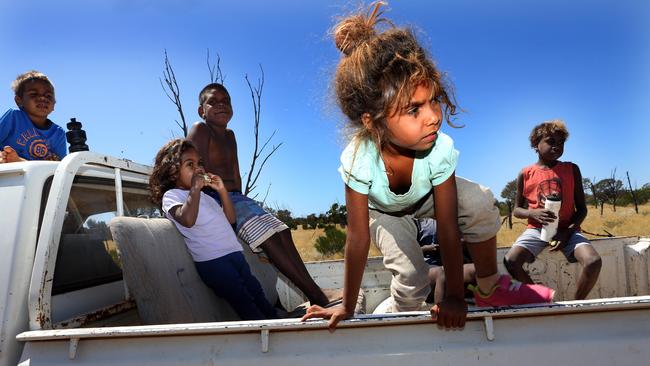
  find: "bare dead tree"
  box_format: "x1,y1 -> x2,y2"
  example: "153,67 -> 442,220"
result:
609,168 -> 621,212
260,184 -> 272,206
242,65 -> 283,197
206,49 -> 225,84
159,51 -> 280,197
626,171 -> 639,214
160,49 -> 188,137
593,171 -> 624,214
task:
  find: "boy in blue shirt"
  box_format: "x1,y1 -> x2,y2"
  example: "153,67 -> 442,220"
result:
0,70 -> 67,164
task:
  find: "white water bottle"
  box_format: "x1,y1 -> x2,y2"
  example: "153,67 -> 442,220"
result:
540,195 -> 561,242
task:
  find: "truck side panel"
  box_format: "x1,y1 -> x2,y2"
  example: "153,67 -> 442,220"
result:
17,303 -> 650,366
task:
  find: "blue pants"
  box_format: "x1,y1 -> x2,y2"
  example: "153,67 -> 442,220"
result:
195,251 -> 277,320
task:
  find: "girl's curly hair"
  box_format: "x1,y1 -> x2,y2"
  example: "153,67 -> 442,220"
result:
529,119 -> 569,148
332,2 -> 459,149
149,138 -> 197,205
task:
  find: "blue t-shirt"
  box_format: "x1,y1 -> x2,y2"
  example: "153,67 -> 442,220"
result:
339,131 -> 459,212
0,108 -> 67,160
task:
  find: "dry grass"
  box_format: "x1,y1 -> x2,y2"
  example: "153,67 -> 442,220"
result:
497,202 -> 650,247
293,203 -> 650,261
292,225 -> 381,262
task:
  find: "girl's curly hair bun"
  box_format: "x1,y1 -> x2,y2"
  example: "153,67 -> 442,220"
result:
333,2 -> 386,56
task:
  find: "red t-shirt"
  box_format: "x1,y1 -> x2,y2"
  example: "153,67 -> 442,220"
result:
521,162 -> 576,230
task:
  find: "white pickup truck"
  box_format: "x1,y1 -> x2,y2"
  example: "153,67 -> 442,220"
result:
1,152 -> 649,366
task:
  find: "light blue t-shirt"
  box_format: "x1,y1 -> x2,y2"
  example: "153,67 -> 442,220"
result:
339,131 -> 459,212
0,108 -> 67,160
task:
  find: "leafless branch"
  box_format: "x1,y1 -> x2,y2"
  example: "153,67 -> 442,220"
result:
626,171 -> 639,214
610,168 -> 619,212
261,184 -> 271,206
242,65 -> 283,196
160,49 -> 188,137
206,49 -> 225,84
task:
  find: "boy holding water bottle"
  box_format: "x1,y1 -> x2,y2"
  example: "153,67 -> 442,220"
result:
503,120 -> 601,300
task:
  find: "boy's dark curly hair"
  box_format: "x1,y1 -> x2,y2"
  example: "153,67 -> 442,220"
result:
198,83 -> 229,104
529,119 -> 569,148
11,70 -> 55,97
149,138 -> 197,205
332,2 -> 459,148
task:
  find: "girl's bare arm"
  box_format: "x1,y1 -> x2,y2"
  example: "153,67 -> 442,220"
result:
341,185 -> 371,315
301,185 -> 370,331
433,173 -> 464,301
431,173 -> 467,329
169,179 -> 203,228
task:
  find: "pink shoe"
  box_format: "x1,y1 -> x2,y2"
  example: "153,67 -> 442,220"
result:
471,274 -> 555,308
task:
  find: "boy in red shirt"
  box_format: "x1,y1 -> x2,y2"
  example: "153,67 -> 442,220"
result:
504,120 -> 601,300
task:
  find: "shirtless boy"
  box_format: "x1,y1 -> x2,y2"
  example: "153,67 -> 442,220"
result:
188,83 -> 337,307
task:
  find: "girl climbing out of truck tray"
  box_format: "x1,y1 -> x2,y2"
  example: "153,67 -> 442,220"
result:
302,2 -> 553,331
150,138 -> 277,320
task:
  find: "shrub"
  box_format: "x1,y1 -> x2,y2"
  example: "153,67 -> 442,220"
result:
314,225 -> 346,256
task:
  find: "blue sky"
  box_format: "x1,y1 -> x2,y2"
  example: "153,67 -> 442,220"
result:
1,0 -> 648,216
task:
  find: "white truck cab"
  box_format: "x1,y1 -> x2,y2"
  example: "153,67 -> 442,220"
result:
1,152 -> 155,366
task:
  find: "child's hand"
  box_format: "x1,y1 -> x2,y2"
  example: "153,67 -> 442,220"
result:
204,173 -> 227,192
301,304 -> 351,333
431,297 -> 467,329
550,227 -> 573,252
528,208 -> 557,225
0,146 -> 23,164
190,171 -> 208,191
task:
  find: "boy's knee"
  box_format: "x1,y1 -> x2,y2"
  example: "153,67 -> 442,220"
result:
503,251 -> 525,273
583,255 -> 602,273
503,255 -> 514,274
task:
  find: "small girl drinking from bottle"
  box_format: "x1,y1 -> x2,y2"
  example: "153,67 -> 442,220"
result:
302,2 -> 553,330
150,138 -> 277,320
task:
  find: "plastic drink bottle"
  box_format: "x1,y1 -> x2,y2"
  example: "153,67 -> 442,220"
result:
540,195 -> 561,242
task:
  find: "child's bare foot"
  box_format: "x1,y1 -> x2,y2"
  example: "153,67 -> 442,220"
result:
1,146 -> 23,163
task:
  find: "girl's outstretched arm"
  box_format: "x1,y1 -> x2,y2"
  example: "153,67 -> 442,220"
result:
430,173 -> 467,328
302,185 -> 370,332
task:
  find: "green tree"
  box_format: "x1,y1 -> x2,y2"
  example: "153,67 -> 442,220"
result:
583,177 -> 599,208
326,203 -> 347,227
276,209 -> 297,229
595,177 -> 624,213
314,225 -> 347,256
303,214 -> 318,230
500,178 -> 517,229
